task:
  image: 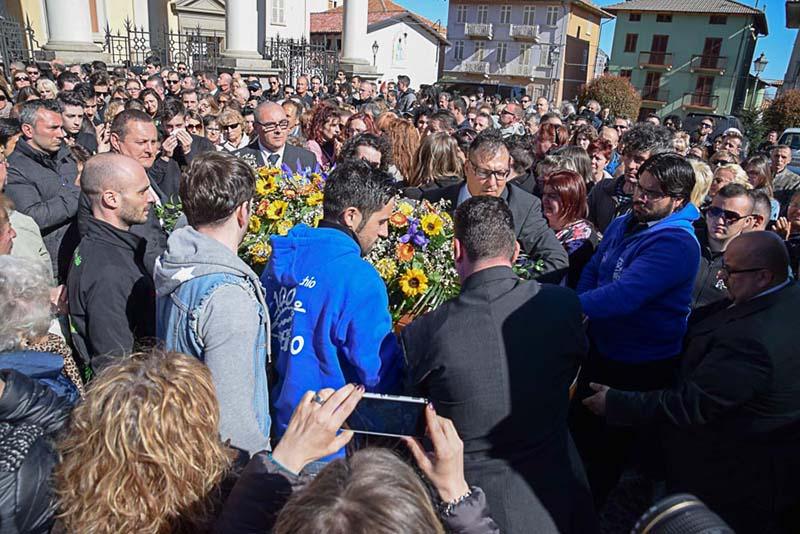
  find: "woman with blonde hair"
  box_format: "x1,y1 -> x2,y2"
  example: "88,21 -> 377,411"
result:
198,94 -> 220,117
54,349 -> 235,533
35,78 -> 58,100
708,163 -> 750,199
383,118 -> 419,182
404,132 -> 462,198
673,131 -> 690,155
218,108 -> 249,151
689,159 -> 714,208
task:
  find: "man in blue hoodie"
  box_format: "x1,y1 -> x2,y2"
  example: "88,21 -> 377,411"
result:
262,159 -> 402,455
572,152 -> 701,505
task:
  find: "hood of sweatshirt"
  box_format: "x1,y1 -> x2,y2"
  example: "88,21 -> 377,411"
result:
154,226 -> 263,298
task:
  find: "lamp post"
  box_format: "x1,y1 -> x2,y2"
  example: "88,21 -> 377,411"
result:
372,41 -> 379,67
751,52 -> 768,111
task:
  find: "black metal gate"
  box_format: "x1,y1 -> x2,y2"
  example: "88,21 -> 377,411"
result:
264,37 -> 339,84
0,15 -> 43,78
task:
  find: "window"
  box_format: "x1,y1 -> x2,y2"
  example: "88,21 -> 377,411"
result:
497,42 -> 508,63
523,6 -> 535,26
500,5 -> 512,24
650,34 -> 669,65
477,5 -> 488,24
693,76 -> 715,107
456,5 -> 468,24
644,71 -> 662,100
521,44 -> 533,65
624,33 -> 638,53
546,6 -> 559,26
620,69 -> 632,80
629,13 -> 641,22
709,15 -> 727,24
538,45 -> 549,67
271,0 -> 285,24
656,13 -> 672,23
475,42 -> 485,61
454,40 -> 464,61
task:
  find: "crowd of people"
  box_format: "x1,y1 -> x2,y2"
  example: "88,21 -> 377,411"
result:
0,54 -> 799,533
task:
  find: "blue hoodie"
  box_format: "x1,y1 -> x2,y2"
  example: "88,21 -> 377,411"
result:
577,203 -> 701,363
261,223 -> 403,443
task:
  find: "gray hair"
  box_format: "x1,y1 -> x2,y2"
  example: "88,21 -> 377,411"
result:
18,99 -> 61,128
0,256 -> 53,351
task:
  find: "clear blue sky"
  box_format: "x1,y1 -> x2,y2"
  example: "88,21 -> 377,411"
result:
392,0 -> 795,81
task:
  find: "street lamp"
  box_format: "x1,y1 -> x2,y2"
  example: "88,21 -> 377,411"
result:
372,40 -> 379,67
753,52 -> 768,75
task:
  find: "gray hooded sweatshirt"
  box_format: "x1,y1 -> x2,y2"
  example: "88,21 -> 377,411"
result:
154,226 -> 271,455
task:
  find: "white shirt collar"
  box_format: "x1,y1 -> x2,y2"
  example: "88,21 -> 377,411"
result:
457,184 -> 472,207
258,141 -> 286,166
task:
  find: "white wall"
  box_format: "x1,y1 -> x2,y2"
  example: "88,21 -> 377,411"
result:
268,0 -> 310,40
370,20 -> 441,86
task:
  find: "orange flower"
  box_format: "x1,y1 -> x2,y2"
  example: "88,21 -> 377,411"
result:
396,243 -> 415,262
284,189 -> 297,199
390,212 -> 408,227
255,199 -> 270,216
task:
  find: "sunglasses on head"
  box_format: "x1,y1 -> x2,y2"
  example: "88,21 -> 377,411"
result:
14,76 -> 28,82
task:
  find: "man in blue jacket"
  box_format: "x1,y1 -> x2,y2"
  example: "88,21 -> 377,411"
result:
262,159 -> 402,458
572,153 -> 701,505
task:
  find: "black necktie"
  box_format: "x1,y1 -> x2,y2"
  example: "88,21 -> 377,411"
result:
267,153 -> 280,167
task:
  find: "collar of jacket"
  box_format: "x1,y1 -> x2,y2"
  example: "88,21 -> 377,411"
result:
461,265 -> 519,292
15,138 -> 59,169
85,216 -> 145,253
692,281 -> 798,334
317,219 -> 360,249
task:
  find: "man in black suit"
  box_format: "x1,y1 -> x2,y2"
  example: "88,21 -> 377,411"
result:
234,101 -> 317,170
422,130 -> 567,280
403,196 -> 596,534
584,231 -> 800,534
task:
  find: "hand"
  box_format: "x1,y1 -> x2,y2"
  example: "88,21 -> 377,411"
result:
50,285 -> 68,315
775,217 -> 791,240
271,384 -> 364,474
403,404 -> 470,502
175,129 -> 193,153
582,382 -> 610,416
161,135 -> 178,158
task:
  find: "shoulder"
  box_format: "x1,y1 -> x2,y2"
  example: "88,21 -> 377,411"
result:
8,211 -> 39,232
506,183 -> 539,209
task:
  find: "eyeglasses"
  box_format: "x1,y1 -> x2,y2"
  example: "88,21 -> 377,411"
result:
712,159 -> 731,167
206,126 -> 220,133
700,123 -> 713,129
469,159 -> 510,182
707,206 -> 752,224
256,119 -> 289,133
186,122 -> 201,131
521,99 -> 531,103
14,76 -> 28,82
633,182 -> 668,201
168,79 -> 180,85
717,264 -> 766,280
221,123 -> 240,130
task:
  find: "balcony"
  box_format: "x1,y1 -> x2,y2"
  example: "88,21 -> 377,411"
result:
788,0 -> 800,28
638,51 -> 673,70
502,63 -> 536,77
464,23 -> 493,39
460,61 -> 491,74
640,86 -> 670,107
681,92 -> 719,111
509,24 -> 539,42
690,55 -> 727,75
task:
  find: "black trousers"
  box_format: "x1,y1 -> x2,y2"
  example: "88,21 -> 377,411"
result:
568,349 -> 679,508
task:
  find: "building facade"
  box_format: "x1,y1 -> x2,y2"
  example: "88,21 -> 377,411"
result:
441,0 -> 610,102
605,0 -> 768,119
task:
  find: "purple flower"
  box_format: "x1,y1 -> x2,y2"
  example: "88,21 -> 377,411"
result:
400,218 -> 429,249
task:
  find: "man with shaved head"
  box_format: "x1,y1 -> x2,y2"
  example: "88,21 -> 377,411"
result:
68,153 -> 158,371
234,100 -> 317,169
583,232 -> 800,533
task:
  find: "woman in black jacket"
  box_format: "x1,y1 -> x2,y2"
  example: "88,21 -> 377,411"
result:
403,132 -> 463,200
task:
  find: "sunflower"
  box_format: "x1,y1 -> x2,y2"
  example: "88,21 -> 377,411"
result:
399,268 -> 429,297
396,243 -> 415,262
266,200 -> 288,220
277,219 -> 293,236
420,213 -> 444,236
248,215 -> 262,233
255,176 -> 278,197
374,258 -> 398,281
398,202 -> 414,217
248,242 -> 272,264
306,191 -> 324,206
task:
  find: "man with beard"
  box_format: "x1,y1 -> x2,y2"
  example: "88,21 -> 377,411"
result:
68,153 -> 158,372
572,153 -> 701,505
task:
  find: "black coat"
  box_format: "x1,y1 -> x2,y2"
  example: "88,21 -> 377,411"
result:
691,220 -> 727,310
67,216 -> 155,372
421,183 -> 568,281
587,175 -> 628,233
606,282 -> 800,534
4,139 -> 80,281
170,134 -> 216,169
234,139 -> 318,170
401,175 -> 462,200
403,266 -> 595,534
0,369 -> 72,534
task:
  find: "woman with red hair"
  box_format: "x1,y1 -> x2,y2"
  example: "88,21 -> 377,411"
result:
533,123 -> 569,163
587,138 -> 614,185
542,169 -> 600,288
305,104 -> 342,169
344,112 -> 377,139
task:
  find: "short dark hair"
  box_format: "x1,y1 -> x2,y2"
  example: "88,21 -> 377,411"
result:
469,129 -> 508,161
621,123 -> 674,157
450,97 -> 467,115
338,133 -> 393,172
160,99 -> 185,123
56,71 -> 81,91
147,75 -> 165,92
716,183 -> 754,209
0,118 -> 21,147
89,71 -> 109,87
57,90 -> 85,109
323,159 -> 396,229
397,75 -> 410,86
749,189 -> 772,219
181,151 -> 255,227
506,137 -> 535,176
145,55 -> 162,68
429,110 -> 456,133
454,196 -> 516,262
638,152 -> 696,203
91,60 -> 107,73
110,109 -> 154,140
73,83 -> 96,102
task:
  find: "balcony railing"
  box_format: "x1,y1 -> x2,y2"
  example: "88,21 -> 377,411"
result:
502,63 -> 536,77
640,86 -> 669,105
682,92 -> 719,110
464,23 -> 493,39
509,24 -> 539,41
690,54 -> 727,74
460,61 -> 490,74
638,51 -> 673,70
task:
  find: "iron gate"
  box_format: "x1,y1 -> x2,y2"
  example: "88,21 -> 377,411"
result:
0,15 -> 43,78
264,37 -> 339,84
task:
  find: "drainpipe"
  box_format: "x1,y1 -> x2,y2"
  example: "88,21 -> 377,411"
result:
728,22 -> 750,114
556,0 -> 568,103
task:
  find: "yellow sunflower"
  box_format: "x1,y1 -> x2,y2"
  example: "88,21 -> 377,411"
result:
399,268 -> 429,297
247,242 -> 272,264
255,176 -> 278,197
306,191 -> 324,206
420,213 -> 444,236
276,219 -> 293,236
398,202 -> 414,216
374,258 -> 398,281
266,200 -> 288,220
248,215 -> 262,233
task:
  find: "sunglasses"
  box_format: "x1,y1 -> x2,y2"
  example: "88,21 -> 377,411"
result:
707,206 -> 751,224
713,160 -> 731,166
221,123 -> 240,130
186,122 -> 201,131
701,123 -> 713,128
168,79 -> 180,84
14,76 -> 28,82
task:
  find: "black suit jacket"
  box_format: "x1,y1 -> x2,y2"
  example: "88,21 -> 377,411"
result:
234,139 -> 318,170
403,266 -> 595,534
607,282 -> 800,533
422,182 -> 568,280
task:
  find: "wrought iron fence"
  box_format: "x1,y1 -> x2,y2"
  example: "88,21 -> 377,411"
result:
0,15 -> 45,78
264,37 -> 339,84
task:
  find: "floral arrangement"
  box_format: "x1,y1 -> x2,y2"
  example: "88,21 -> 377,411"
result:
366,198 -> 460,323
240,164 -> 326,271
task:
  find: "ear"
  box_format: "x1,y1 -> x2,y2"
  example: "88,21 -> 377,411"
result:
20,123 -> 34,139
340,206 -> 361,231
453,238 -> 464,263
101,189 -> 119,209
511,241 -> 520,264
110,132 -> 121,152
236,200 -> 249,228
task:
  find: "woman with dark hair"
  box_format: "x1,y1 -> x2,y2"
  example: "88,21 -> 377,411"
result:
453,128 -> 477,164
203,115 -> 222,149
663,114 -> 682,131
587,138 -> 614,185
15,86 -> 40,103
744,154 -> 779,220
404,132 -> 462,199
541,169 -> 600,288
533,123 -> 569,163
305,105 -> 342,170
415,109 -> 432,137
569,124 -> 597,152
139,87 -> 161,119
344,112 -> 376,139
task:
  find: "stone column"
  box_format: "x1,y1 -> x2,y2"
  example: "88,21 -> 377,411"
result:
223,0 -> 261,59
42,0 -> 106,60
340,0 -> 379,79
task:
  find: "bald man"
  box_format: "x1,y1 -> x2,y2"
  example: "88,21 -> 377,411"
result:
583,232 -> 800,533
68,153 -> 158,371
233,100 -> 317,169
